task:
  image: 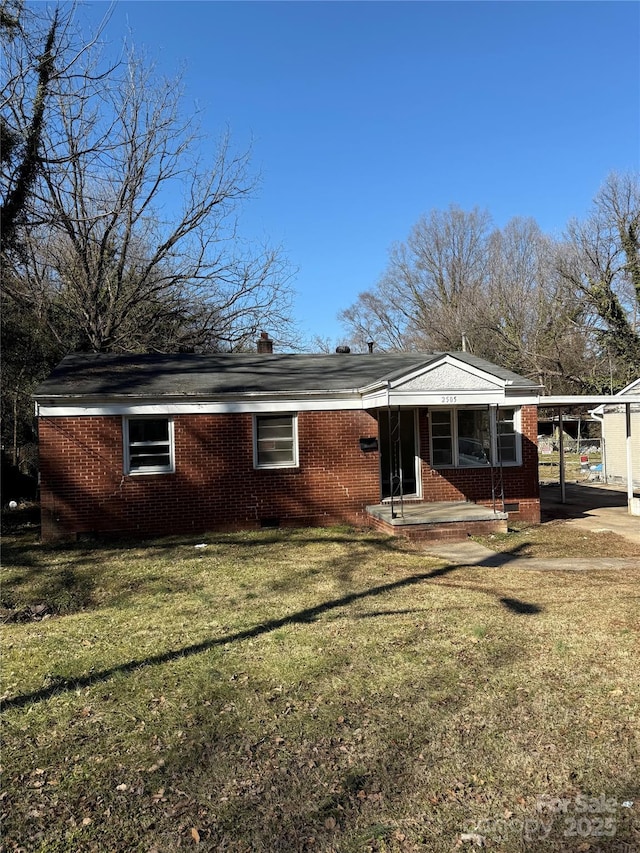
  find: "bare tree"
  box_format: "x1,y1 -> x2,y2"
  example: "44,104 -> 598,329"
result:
485,218 -> 595,393
1,3 -> 114,463
1,4 -> 296,465
338,285 -> 413,352
4,20 -> 295,354
1,3 -> 57,253
339,206 -> 598,392
1,2 -> 114,256
559,172 -> 640,388
339,205 -> 494,353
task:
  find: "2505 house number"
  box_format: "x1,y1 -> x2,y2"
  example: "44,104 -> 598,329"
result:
441,395 -> 457,404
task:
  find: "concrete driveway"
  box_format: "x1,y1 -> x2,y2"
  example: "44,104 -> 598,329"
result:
540,482 -> 640,546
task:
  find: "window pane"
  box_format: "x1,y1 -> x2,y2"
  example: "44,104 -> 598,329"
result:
497,435 -> 516,461
259,422 -> 293,440
457,410 -> 490,466
432,423 -> 452,437
498,408 -> 515,429
432,438 -> 452,466
129,418 -> 169,444
259,448 -> 294,465
431,411 -> 451,427
130,445 -> 170,457
130,451 -> 171,470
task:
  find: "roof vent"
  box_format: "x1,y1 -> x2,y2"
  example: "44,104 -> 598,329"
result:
335,345 -> 351,354
257,332 -> 273,354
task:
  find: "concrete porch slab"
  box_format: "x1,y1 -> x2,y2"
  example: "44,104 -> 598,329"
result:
366,501 -> 508,542
366,501 -> 508,526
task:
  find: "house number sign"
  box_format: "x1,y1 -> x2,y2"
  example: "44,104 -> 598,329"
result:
441,395 -> 457,404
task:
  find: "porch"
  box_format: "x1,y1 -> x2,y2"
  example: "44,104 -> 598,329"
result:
366,501 -> 508,542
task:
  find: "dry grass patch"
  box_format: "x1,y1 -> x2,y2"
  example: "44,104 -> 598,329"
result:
473,520 -> 640,558
2,527 -> 639,852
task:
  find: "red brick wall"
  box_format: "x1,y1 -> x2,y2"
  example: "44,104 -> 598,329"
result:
39,405 -> 540,540
417,406 -> 540,523
38,411 -> 382,540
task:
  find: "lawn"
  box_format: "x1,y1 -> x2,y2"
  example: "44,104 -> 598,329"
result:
1,522 -> 639,852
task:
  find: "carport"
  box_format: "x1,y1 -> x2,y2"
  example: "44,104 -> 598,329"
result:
537,394 -> 640,516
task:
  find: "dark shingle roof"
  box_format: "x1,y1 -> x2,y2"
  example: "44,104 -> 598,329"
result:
34,351 -> 539,399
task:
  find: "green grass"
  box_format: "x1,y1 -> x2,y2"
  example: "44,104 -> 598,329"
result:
2,527 -> 639,852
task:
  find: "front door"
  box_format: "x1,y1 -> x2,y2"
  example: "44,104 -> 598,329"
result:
379,409 -> 419,499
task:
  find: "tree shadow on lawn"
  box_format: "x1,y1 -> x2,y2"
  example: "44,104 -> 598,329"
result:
1,542 -> 541,712
1,551 -> 207,615
0,529 -> 424,615
1,526 -> 401,574
434,578 -> 545,616
499,596 -> 543,614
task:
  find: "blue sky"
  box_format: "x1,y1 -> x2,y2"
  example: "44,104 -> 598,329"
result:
82,1 -> 640,348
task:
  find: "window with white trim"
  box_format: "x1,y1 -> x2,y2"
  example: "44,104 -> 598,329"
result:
495,407 -> 518,464
254,414 -> 298,469
124,417 -> 174,474
429,407 -> 521,468
430,410 -> 454,466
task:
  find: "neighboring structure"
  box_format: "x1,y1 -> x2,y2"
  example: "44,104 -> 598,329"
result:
592,378 -> 640,489
34,346 -> 543,541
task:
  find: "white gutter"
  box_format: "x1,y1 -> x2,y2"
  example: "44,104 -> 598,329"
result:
539,395 -> 640,405
588,408 -> 607,484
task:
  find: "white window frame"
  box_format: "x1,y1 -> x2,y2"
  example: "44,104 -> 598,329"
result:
429,406 -> 521,469
494,407 -> 520,466
123,416 -> 175,475
253,413 -> 299,470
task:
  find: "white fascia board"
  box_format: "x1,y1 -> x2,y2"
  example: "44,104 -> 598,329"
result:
361,390 -> 541,409
388,390 -> 509,407
363,389 -> 517,408
40,389 -> 623,419
360,387 -> 390,408
539,395 -> 640,406
36,393 -> 364,417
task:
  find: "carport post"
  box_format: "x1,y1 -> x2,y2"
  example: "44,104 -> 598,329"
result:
558,409 -> 566,504
626,401 -> 635,513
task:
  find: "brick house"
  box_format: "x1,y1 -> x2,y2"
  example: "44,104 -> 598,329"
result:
34,347 -> 542,541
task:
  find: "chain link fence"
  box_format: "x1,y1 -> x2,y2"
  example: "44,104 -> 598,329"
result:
538,438 -> 604,482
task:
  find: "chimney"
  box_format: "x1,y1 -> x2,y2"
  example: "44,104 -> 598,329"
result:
367,341 -> 374,354
257,331 -> 273,354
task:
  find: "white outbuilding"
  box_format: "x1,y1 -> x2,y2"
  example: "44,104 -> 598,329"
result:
591,378 -> 640,492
